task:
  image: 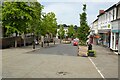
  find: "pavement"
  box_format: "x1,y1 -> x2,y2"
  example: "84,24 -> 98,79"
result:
1,43 -> 119,79
90,45 -> 118,78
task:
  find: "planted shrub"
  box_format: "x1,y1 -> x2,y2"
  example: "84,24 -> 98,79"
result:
87,50 -> 96,57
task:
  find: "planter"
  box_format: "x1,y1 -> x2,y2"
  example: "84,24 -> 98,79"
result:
87,50 -> 96,57
62,40 -> 71,44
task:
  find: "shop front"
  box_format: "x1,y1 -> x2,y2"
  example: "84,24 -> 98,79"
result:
111,19 -> 120,54
98,29 -> 111,47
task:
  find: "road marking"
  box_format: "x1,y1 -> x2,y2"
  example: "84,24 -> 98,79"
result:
88,57 -> 106,79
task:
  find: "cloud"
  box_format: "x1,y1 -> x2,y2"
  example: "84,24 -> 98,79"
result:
40,2 -> 115,26
42,2 -> 83,26
38,0 -> 119,2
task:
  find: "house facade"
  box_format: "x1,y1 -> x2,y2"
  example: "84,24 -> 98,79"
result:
56,27 -> 68,39
90,19 -> 99,45
97,4 -> 116,48
111,2 -> 120,54
90,1 -> 120,54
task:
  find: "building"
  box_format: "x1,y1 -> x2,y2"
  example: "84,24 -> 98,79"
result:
56,24 -> 69,39
97,4 -> 116,47
56,26 -> 68,39
111,1 -> 120,54
90,1 -> 120,54
90,19 -> 99,45
56,24 -> 78,39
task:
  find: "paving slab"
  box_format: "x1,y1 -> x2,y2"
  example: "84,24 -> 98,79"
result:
2,44 -> 102,78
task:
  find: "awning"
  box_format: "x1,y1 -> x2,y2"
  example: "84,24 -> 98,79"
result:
94,35 -> 100,38
112,30 -> 120,33
98,29 -> 111,33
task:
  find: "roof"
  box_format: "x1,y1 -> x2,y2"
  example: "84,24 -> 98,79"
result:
116,1 -> 120,6
97,4 -> 116,17
111,18 -> 120,22
93,18 -> 98,23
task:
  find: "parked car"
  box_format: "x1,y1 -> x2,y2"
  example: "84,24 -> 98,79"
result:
73,41 -> 78,46
72,38 -> 79,46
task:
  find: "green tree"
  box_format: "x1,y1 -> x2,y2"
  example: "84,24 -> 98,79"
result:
41,12 -> 57,36
67,25 -> 75,38
2,2 -> 43,46
77,4 -> 90,44
28,2 -> 43,39
2,2 -> 34,36
58,25 -> 65,43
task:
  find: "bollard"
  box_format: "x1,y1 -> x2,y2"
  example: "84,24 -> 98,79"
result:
77,46 -> 79,56
33,41 -> 35,49
54,41 -> 55,45
41,42 -> 43,47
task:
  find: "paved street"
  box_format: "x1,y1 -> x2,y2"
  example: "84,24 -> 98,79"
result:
91,45 -> 118,78
2,43 -> 118,79
28,44 -> 78,56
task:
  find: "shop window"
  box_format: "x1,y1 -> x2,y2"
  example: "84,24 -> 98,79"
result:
116,33 -> 119,50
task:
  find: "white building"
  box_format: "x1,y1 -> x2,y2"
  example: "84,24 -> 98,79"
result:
56,26 -> 69,39
90,19 -> 99,45
111,2 -> 120,54
90,1 -> 120,54
97,4 -> 116,47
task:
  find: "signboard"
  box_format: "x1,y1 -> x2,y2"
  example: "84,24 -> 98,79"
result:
111,21 -> 118,30
111,20 -> 120,32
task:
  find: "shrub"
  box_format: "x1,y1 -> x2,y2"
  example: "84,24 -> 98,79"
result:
87,50 -> 96,57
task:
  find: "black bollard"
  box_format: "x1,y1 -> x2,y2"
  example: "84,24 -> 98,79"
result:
41,42 -> 43,47
33,41 -> 35,49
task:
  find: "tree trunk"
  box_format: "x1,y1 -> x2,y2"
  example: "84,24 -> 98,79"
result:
60,36 -> 62,43
22,33 -> 26,46
15,39 -> 17,48
15,33 -> 18,48
24,36 -> 26,46
41,35 -> 44,47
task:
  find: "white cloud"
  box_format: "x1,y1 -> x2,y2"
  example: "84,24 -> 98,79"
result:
42,3 -> 83,26
40,2 -> 116,26
38,0 -> 119,2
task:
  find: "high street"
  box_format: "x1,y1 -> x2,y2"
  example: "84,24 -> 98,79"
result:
2,43 -> 118,79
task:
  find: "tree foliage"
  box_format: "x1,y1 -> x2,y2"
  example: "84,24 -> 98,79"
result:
67,25 -> 75,38
77,4 -> 90,42
2,2 -> 57,38
2,2 -> 34,36
28,2 -> 43,36
41,12 -> 57,36
58,25 -> 65,39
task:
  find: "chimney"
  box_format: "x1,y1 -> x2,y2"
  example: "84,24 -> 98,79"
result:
99,10 -> 104,14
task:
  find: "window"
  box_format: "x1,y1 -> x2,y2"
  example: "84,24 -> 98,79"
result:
117,5 -> 120,19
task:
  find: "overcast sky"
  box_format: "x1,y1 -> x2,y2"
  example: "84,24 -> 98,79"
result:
37,0 -> 118,26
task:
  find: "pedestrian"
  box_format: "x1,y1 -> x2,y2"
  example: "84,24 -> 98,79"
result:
88,43 -> 92,51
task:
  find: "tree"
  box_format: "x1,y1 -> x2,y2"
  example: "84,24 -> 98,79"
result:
67,25 -> 75,38
2,2 -> 34,36
41,12 -> 57,36
58,25 -> 65,43
77,4 -> 90,44
28,2 -> 43,39
2,2 -> 43,46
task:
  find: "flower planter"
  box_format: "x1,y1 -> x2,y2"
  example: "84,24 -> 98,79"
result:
87,50 -> 96,57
